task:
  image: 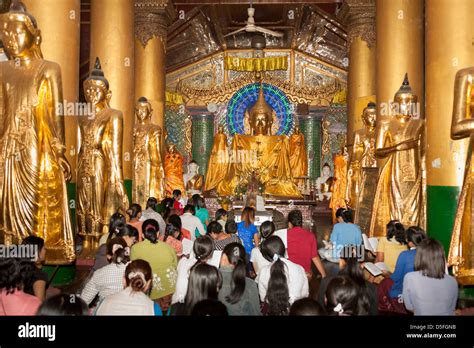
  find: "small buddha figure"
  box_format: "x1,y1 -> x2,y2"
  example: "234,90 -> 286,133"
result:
164,143 -> 185,196
289,125 -> 308,184
205,124 -> 228,192
448,67 -> 474,286
330,149 -> 348,223
0,1 -> 75,263
346,102 -> 377,206
184,160 -> 204,196
316,163 -> 334,201
132,97 -> 165,207
77,57 -> 129,250
370,74 -> 424,237
245,83 -> 276,136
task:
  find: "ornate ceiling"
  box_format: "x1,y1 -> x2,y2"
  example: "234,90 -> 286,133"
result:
166,0 -> 348,72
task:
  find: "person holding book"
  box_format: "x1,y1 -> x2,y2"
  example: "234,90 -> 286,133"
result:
377,226 -> 426,314
160,223 -> 183,256
375,220 -> 407,272
403,238 -> 458,315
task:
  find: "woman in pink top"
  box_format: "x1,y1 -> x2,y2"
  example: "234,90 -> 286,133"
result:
160,223 -> 183,256
0,258 -> 42,316
127,203 -> 144,241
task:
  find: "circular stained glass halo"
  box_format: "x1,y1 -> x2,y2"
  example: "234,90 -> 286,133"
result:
226,83 -> 293,136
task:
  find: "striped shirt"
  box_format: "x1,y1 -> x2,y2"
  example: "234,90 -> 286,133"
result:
212,234 -> 241,251
80,263 -> 127,305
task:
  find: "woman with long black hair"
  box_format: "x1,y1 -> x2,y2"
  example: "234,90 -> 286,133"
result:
170,263 -> 222,315
257,236 -> 308,315
218,243 -> 260,315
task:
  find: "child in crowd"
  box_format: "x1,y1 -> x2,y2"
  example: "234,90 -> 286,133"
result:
172,190 -> 185,215
237,207 -> 259,261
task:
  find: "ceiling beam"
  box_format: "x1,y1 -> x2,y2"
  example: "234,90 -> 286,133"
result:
173,0 -> 342,5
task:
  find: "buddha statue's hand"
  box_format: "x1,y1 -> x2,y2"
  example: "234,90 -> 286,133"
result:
59,155 -> 72,182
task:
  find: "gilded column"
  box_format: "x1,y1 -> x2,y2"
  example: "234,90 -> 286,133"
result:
344,0 -> 376,140
90,0 -> 135,198
376,0 -> 424,121
426,0 -> 473,251
135,0 -> 168,130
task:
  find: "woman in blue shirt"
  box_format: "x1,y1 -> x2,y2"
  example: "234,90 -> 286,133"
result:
237,207 -> 259,259
377,226 -> 426,314
329,208 -> 362,259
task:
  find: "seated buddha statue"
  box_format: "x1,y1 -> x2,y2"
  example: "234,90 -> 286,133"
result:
216,83 -> 301,198
184,160 -> 204,196
316,163 -> 334,201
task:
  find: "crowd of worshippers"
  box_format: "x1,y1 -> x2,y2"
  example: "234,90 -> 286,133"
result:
0,190 -> 465,316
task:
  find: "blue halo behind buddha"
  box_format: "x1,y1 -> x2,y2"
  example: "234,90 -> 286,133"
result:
226,83 -> 293,136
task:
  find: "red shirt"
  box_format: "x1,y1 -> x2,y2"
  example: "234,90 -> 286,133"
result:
173,200 -> 184,215
287,226 -> 318,273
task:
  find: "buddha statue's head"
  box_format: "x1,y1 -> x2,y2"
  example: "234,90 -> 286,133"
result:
135,96 -> 152,123
294,124 -> 301,134
217,124 -> 225,134
362,102 -> 376,129
188,160 -> 199,175
84,57 -> 111,106
167,143 -> 177,154
392,73 -> 418,120
0,0 -> 42,59
247,84 -> 274,135
322,163 -> 331,178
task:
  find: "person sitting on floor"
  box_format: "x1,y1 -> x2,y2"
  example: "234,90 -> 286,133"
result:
377,226 -> 426,315
95,259 -> 162,316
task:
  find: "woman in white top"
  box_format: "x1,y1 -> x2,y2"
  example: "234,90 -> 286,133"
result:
171,235 -> 214,304
80,237 -> 130,306
96,259 -> 162,315
257,236 -> 309,315
251,221 -> 275,275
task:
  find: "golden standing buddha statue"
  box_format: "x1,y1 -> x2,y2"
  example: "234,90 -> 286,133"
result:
370,74 -> 425,236
132,97 -> 165,207
77,57 -> 129,248
448,67 -> 474,285
205,124 -> 228,192
289,125 -> 308,184
346,102 -> 377,206
164,143 -> 185,196
0,2 -> 75,264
